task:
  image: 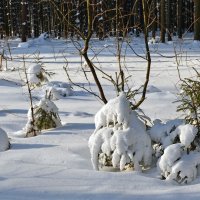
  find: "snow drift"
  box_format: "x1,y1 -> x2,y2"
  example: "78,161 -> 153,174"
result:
0,128 -> 10,151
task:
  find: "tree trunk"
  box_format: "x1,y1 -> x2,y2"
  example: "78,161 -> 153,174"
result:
21,0 -> 27,42
194,0 -> 200,40
82,0 -> 107,104
177,0 -> 183,39
152,0 -> 157,39
5,0 -> 11,37
166,0 -> 172,41
160,0 -> 165,43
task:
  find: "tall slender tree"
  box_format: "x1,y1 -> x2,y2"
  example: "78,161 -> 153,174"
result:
166,0 -> 172,41
160,0 -> 165,43
194,0 -> 200,40
177,0 -> 183,39
21,0 -> 28,42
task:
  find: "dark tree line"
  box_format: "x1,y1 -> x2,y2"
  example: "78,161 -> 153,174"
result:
0,0 -> 200,41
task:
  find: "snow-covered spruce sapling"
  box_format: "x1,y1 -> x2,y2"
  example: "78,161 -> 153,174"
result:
22,54 -> 56,137
0,128 -> 10,151
28,53 -> 54,87
149,119 -> 183,160
88,93 -> 152,171
22,55 -> 37,137
150,69 -> 200,184
154,122 -> 200,183
176,69 -> 200,150
24,92 -> 62,137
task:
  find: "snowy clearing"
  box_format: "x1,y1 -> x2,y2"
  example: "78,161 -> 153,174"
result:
0,35 -> 200,199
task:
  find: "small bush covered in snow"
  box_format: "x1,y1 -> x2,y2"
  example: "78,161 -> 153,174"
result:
158,141 -> 200,184
176,69 -> 200,149
154,70 -> 200,184
149,119 -> 183,158
0,128 -> 10,151
88,93 -> 152,171
24,97 -> 62,137
154,122 -> 200,184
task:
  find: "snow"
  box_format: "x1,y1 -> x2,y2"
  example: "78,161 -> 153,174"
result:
89,93 -> 152,171
177,124 -> 198,148
18,42 -> 30,48
0,34 -> 200,199
28,64 -> 43,85
158,144 -> 200,184
21,98 -> 62,137
17,33 -> 49,49
44,81 -> 73,100
0,128 -> 9,151
158,143 -> 184,177
168,152 -> 200,184
149,119 -> 183,148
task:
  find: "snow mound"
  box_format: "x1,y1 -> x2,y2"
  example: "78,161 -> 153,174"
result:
44,81 -> 73,100
0,128 -> 10,151
89,93 -> 152,171
17,33 -> 49,48
148,36 -> 160,45
18,42 -> 30,48
132,85 -> 161,94
147,85 -> 162,93
34,33 -> 49,45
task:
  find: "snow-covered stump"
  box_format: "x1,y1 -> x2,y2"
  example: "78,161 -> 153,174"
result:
0,128 -> 10,152
88,93 -> 152,171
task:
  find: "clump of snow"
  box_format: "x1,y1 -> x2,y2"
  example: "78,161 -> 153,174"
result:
150,121 -> 197,151
157,123 -> 200,184
168,153 -> 200,184
0,128 -> 10,151
83,61 -> 88,68
17,33 -> 50,48
18,42 -> 30,48
149,119 -> 183,150
88,93 -> 152,171
148,36 -> 160,45
27,64 -> 48,86
158,146 -> 200,184
23,98 -> 62,137
44,81 -> 73,100
34,32 -> 49,45
176,124 -> 198,148
158,143 -> 184,178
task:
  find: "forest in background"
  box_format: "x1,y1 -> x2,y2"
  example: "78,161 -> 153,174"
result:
0,0 -> 200,42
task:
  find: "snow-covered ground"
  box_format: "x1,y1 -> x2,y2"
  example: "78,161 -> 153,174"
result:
0,35 -> 200,199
